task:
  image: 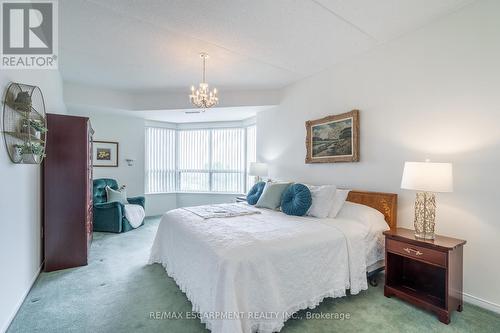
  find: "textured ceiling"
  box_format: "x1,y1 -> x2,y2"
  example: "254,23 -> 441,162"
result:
60,0 -> 474,92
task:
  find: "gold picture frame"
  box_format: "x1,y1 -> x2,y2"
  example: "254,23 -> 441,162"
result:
305,110 -> 359,163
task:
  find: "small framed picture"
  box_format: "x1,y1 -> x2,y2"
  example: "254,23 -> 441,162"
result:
305,110 -> 359,163
93,141 -> 119,167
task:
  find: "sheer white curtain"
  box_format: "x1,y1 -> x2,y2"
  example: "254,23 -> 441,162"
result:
246,125 -> 257,190
211,128 -> 246,192
145,127 -> 176,193
178,130 -> 210,191
146,125 -> 255,194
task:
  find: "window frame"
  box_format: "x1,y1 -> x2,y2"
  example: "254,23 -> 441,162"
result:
145,123 -> 256,195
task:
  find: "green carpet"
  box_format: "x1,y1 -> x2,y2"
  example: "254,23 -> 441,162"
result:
8,216 -> 500,333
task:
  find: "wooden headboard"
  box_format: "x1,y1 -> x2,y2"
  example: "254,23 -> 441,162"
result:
346,190 -> 398,230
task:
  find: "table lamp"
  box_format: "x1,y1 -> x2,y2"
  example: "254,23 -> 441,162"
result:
401,161 -> 453,239
249,162 -> 268,183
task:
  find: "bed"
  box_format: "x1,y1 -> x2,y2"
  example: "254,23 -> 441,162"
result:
149,190 -> 397,333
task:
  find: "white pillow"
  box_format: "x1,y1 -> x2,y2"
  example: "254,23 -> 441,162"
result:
255,182 -> 291,210
328,189 -> 350,218
306,185 -> 336,218
337,202 -> 389,233
106,185 -> 128,204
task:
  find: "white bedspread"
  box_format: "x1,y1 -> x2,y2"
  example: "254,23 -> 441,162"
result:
149,205 -> 369,333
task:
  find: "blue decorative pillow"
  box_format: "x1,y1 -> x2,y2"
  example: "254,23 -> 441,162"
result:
281,183 -> 312,216
247,181 -> 266,205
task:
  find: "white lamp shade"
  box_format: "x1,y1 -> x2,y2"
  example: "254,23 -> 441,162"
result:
401,162 -> 453,193
248,162 -> 268,177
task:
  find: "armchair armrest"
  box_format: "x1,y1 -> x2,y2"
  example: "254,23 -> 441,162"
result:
95,201 -> 124,210
127,196 -> 145,208
93,201 -> 124,233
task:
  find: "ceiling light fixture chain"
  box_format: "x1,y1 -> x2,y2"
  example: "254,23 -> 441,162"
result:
202,52 -> 206,83
189,52 -> 219,110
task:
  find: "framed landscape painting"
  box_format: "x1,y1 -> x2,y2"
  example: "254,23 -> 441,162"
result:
305,110 -> 359,163
93,141 -> 119,167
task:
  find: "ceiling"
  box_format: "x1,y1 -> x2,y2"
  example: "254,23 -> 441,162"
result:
60,0 -> 474,92
138,106 -> 270,123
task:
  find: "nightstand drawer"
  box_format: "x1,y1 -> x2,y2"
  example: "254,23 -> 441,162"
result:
386,239 -> 446,267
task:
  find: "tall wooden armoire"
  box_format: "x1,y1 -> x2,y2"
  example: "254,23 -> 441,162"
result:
43,114 -> 93,272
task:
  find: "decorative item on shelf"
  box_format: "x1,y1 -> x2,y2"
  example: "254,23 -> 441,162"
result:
19,142 -> 46,164
14,91 -> 32,111
28,119 -> 48,140
305,110 -> 359,163
248,162 -> 268,183
401,161 -> 453,239
19,118 -> 48,140
2,82 -> 47,164
92,141 -> 119,167
189,52 -> 219,111
12,144 -> 23,163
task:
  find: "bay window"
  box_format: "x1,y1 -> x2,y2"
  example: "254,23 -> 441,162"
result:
146,124 -> 256,194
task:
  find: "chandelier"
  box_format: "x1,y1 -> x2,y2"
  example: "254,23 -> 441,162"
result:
189,53 -> 219,109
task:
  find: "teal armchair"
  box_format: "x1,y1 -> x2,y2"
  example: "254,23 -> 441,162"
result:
93,178 -> 146,233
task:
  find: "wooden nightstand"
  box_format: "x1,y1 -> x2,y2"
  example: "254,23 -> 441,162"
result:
383,228 -> 466,324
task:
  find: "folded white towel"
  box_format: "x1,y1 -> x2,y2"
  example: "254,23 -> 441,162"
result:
124,204 -> 145,228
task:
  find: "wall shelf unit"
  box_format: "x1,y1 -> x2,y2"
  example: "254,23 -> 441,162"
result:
2,82 -> 47,164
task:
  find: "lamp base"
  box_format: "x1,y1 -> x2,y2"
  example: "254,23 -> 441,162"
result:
413,192 -> 436,240
414,232 -> 435,240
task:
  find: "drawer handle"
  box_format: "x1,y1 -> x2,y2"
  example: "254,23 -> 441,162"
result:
403,247 -> 423,256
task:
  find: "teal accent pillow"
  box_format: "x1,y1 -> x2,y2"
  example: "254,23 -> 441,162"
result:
247,181 -> 266,205
106,186 -> 128,204
255,182 -> 291,210
281,183 -> 312,216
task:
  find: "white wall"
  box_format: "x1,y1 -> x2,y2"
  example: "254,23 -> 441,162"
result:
257,0 -> 500,312
69,112 -> 146,197
0,70 -> 66,333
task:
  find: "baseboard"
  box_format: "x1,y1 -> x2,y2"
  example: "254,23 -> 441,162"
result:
463,292 -> 500,314
1,264 -> 42,333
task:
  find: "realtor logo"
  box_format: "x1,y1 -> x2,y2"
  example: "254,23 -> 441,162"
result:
1,0 -> 58,69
